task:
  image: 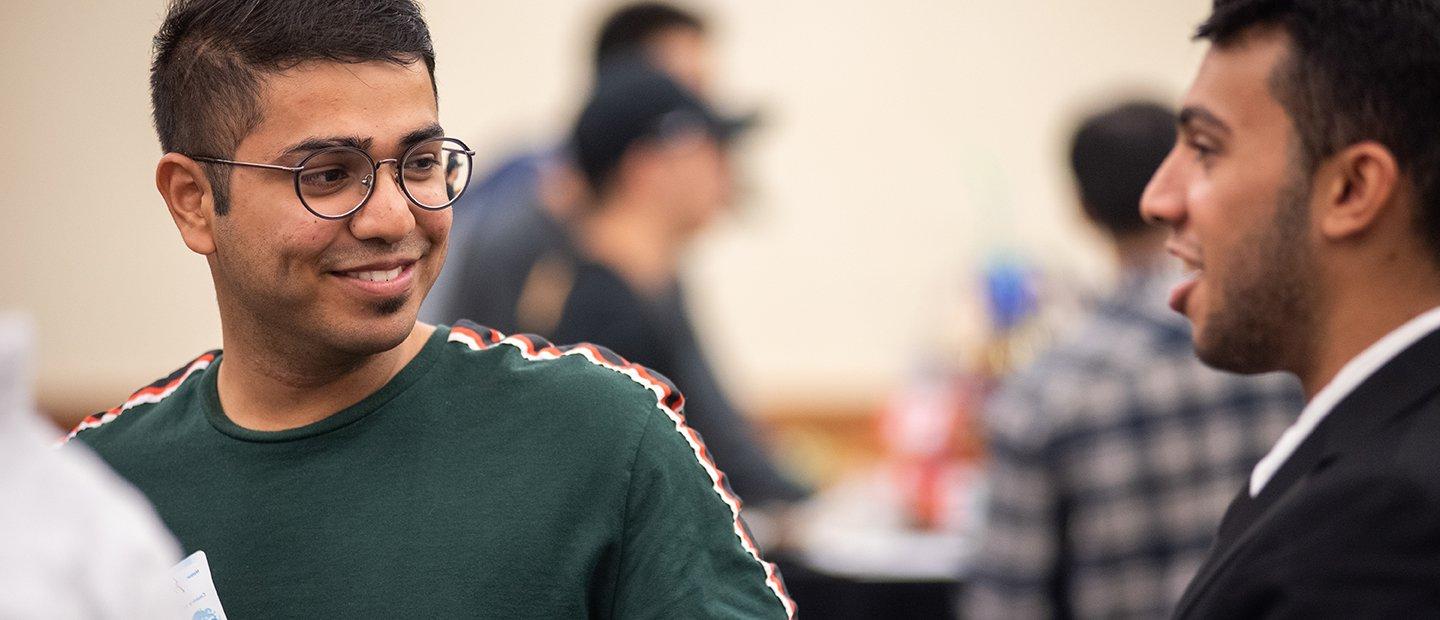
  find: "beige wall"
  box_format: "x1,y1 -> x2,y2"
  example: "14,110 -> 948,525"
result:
2,0 -> 1209,416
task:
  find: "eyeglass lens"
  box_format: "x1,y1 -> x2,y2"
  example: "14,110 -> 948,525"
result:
297,138 -> 472,217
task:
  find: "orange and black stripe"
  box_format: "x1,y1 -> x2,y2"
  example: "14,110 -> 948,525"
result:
61,351 -> 217,445
447,320 -> 796,617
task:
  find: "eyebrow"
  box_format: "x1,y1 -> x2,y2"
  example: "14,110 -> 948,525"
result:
281,135 -> 372,158
399,123 -> 445,149
278,123 -> 446,159
1178,106 -> 1232,137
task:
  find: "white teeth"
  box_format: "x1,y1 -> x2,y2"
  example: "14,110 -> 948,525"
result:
346,267 -> 403,282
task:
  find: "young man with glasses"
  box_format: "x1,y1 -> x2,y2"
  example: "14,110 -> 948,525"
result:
64,1 -> 793,617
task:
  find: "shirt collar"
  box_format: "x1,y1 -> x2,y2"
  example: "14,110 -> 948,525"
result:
1249,304 -> 1440,496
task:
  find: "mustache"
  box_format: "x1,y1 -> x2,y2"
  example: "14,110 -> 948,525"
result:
320,236 -> 432,271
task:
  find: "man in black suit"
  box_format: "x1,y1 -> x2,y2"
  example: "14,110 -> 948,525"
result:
1142,0 -> 1440,615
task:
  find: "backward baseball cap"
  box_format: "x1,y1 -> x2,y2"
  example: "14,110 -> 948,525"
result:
569,55 -> 754,194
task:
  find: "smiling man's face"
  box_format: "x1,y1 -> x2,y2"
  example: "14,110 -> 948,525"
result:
207,59 -> 450,358
1141,27 -> 1318,374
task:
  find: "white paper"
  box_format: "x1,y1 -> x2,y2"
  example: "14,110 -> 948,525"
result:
171,550 -> 228,620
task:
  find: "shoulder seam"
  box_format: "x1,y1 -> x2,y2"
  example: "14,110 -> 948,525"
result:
447,323 -> 796,618
60,351 -> 218,446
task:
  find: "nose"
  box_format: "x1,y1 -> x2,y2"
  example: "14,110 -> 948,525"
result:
1140,144 -> 1187,229
348,159 -> 415,244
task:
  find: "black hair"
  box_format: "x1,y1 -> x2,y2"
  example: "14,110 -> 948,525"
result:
593,2 -> 705,69
1197,0 -> 1440,263
1069,101 -> 1176,236
150,0 -> 436,214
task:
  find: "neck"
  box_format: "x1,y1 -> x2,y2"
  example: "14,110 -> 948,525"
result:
579,195 -> 683,298
1296,259 -> 1440,400
215,320 -> 434,431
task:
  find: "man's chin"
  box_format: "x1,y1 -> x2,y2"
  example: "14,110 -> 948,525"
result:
330,305 -> 419,355
1193,326 -> 1283,375
1193,340 -> 1239,373
337,326 -> 414,357
373,293 -> 411,316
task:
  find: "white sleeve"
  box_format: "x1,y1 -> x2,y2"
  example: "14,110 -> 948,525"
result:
0,407 -> 184,620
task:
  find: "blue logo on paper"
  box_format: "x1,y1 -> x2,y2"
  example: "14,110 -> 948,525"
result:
193,609 -> 219,620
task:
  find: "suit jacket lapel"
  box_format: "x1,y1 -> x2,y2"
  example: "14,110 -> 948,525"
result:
1174,328 -> 1440,617
1215,418 -> 1330,545
1174,421 -> 1333,616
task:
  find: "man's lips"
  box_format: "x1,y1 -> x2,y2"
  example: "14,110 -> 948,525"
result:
329,259 -> 417,295
1164,242 -> 1204,315
1165,241 -> 1203,269
1169,272 -> 1200,315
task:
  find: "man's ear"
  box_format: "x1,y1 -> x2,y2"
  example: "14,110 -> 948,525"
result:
1315,141 -> 1400,241
156,152 -> 218,255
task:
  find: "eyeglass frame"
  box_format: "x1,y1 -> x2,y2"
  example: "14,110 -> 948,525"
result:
187,137 -> 476,220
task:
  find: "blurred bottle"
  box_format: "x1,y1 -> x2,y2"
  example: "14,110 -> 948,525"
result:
878,255 -> 1044,531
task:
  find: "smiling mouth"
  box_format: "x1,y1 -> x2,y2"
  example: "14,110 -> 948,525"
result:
327,259 -> 419,297
339,267 -> 404,282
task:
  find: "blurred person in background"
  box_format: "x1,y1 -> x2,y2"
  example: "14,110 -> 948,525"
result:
1147,1 -> 1440,615
423,1 -> 714,334
431,1 -> 809,516
63,0 -> 793,617
0,314 -> 181,618
555,59 -> 811,515
963,101 -> 1303,618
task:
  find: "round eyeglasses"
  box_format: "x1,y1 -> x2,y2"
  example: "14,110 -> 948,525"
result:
189,137 -> 475,219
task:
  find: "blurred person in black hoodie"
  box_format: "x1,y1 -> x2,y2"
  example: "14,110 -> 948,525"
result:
552,59 -> 810,513
428,4 -> 808,515
424,2 -> 716,335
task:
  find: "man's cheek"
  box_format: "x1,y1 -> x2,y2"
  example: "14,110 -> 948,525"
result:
292,218 -> 339,245
421,211 -> 452,242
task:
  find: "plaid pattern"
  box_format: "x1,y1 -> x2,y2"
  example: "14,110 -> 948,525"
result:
964,269 -> 1302,619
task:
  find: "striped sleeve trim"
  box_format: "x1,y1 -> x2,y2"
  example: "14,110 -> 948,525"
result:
60,352 -> 218,446
448,321 -> 797,618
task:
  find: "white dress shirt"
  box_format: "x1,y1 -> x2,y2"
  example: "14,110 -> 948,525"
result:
1250,305 -> 1440,496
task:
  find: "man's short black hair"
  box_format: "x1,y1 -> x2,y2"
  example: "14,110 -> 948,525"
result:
1196,0 -> 1440,264
151,0 -> 436,214
1070,101 -> 1176,237
593,2 -> 705,69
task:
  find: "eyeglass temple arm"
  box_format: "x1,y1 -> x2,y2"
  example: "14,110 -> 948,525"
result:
191,144 -> 475,171
189,156 -> 303,173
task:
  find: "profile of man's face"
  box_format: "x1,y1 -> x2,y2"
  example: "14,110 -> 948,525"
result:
655,131 -> 732,236
1141,28 -> 1317,374
206,60 -> 451,356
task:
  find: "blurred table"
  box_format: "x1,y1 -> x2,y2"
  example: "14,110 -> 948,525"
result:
779,464 -> 985,618
778,556 -> 960,619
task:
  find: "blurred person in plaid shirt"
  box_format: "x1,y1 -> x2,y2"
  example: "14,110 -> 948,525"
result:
962,101 -> 1303,619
